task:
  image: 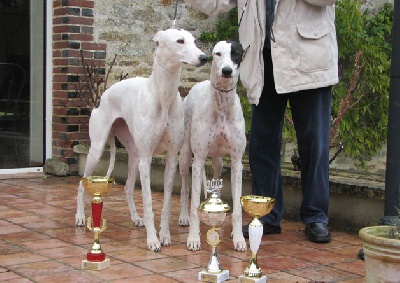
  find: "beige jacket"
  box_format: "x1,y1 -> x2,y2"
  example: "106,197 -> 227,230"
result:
184,0 -> 339,105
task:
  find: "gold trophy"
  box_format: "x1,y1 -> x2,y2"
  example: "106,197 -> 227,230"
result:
81,176 -> 114,270
198,179 -> 231,283
239,195 -> 275,283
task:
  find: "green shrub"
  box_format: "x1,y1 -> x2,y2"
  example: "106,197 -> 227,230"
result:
199,1 -> 394,166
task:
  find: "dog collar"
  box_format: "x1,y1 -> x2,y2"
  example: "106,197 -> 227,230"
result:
211,82 -> 237,93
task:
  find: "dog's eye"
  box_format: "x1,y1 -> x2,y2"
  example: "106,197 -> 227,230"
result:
214,52 -> 222,56
177,39 -> 184,44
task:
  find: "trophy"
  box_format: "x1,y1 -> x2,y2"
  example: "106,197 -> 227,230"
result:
81,176 -> 114,270
239,195 -> 275,283
197,179 -> 231,283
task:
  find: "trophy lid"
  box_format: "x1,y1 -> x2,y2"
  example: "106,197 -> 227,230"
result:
81,176 -> 114,195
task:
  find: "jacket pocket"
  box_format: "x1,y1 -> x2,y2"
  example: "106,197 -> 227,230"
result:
296,20 -> 333,73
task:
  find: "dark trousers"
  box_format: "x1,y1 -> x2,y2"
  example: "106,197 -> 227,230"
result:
249,49 -> 332,226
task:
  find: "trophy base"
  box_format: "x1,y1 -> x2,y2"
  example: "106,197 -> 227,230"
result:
238,275 -> 267,283
82,258 -> 110,270
198,269 -> 229,282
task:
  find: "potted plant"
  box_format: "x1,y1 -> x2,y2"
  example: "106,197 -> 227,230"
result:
359,208 -> 400,282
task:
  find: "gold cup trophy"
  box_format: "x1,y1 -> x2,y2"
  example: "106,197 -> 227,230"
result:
239,195 -> 275,283
81,176 -> 114,270
198,179 -> 231,283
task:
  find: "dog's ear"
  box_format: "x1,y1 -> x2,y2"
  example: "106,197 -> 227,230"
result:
153,30 -> 164,45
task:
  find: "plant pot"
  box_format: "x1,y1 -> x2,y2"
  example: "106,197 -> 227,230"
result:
359,226 -> 400,283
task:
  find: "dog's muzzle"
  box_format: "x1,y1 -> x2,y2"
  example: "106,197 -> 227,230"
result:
222,67 -> 233,78
199,55 -> 209,66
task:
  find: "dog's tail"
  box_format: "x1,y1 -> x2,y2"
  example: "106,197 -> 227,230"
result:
106,132 -> 116,178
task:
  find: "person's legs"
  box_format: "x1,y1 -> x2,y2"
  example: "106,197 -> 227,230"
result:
289,86 -> 331,225
249,49 -> 287,227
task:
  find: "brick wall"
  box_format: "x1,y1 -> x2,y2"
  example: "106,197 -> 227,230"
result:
52,0 -> 107,172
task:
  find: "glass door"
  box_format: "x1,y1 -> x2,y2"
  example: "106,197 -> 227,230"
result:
0,0 -> 44,169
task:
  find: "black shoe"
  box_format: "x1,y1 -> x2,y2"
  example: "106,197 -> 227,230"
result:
305,223 -> 331,243
242,220 -> 281,239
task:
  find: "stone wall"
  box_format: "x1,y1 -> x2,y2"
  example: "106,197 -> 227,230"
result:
92,0 -> 218,93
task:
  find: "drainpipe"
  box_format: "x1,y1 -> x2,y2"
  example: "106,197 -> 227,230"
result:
381,0 -> 400,225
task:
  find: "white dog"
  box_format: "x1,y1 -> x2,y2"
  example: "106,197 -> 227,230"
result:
178,41 -> 247,252
75,28 -> 207,252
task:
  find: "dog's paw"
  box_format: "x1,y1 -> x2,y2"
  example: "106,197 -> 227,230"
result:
75,214 -> 86,227
233,239 -> 247,252
133,217 -> 144,227
232,232 -> 247,252
147,238 -> 162,252
187,233 -> 201,251
159,234 -> 171,246
178,214 -> 190,226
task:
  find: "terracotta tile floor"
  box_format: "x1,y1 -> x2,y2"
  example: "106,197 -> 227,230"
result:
0,173 -> 366,282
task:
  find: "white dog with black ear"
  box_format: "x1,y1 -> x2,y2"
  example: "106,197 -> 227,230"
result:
75,28 -> 207,252
179,41 -> 247,252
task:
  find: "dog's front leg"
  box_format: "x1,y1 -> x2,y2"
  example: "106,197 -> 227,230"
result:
231,156 -> 247,251
139,157 -> 161,252
159,154 -> 178,246
187,158 -> 204,251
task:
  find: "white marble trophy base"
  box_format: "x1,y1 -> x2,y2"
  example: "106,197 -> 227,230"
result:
82,258 -> 110,270
198,269 -> 229,282
238,275 -> 267,283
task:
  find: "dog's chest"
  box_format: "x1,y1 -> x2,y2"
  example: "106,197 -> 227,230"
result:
203,123 -> 239,156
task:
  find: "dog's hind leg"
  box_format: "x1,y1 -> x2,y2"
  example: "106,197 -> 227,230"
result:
159,154 -> 178,246
178,140 -> 191,226
230,155 -> 247,251
114,119 -> 144,227
211,157 -> 223,179
75,112 -> 111,226
105,132 -> 116,178
125,152 -> 143,227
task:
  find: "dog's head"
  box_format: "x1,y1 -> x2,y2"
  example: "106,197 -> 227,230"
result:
211,41 -> 244,79
153,29 -> 208,68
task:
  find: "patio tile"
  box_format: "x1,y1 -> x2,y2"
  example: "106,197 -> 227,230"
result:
7,260 -> 72,277
134,257 -> 200,273
32,269 -> 104,283
0,174 -> 367,282
266,271 -> 310,282
293,249 -> 354,265
288,265 -> 360,282
0,251 -> 49,267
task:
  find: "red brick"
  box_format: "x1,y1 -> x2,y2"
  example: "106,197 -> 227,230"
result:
53,91 -> 69,99
62,0 -> 94,8
53,124 -> 67,132
53,7 -> 68,16
53,107 -> 69,116
53,25 -> 81,34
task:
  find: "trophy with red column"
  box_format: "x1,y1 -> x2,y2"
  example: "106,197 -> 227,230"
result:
81,176 -> 114,270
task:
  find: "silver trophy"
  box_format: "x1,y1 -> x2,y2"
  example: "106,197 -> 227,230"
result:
198,179 -> 231,283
